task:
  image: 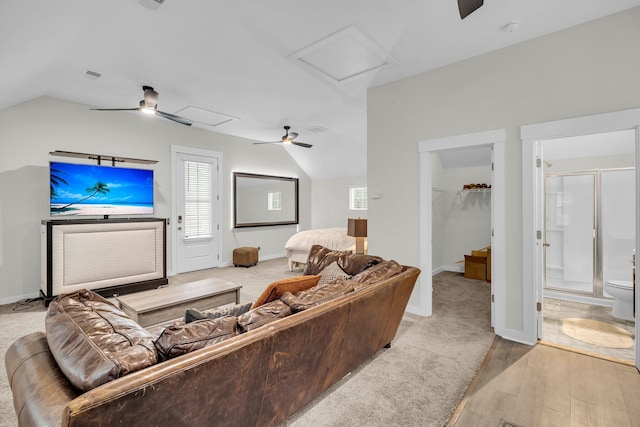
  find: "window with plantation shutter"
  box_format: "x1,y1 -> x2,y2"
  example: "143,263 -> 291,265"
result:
349,186 -> 367,210
184,160 -> 212,239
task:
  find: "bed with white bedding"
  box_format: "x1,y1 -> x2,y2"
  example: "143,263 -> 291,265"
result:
284,227 -> 355,271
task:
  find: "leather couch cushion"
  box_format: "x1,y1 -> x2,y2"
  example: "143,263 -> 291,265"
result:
154,316 -> 238,361
352,260 -> 403,289
45,289 -> 158,392
303,245 -> 383,276
251,275 -> 321,309
237,300 -> 292,333
185,302 -> 253,323
280,279 -> 355,312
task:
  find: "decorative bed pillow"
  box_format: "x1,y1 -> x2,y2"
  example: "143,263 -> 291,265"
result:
185,302 -> 253,323
251,275 -> 322,309
154,316 -> 238,361
351,260 -> 403,289
318,261 -> 350,286
45,289 -> 158,392
237,300 -> 292,333
280,278 -> 355,312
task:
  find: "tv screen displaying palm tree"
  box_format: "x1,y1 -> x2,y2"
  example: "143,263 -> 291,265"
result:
50,161 -> 154,217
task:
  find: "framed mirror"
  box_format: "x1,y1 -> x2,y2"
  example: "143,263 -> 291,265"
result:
234,172 -> 299,228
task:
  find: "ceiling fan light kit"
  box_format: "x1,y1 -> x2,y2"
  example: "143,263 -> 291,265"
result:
253,126 -> 313,148
91,85 -> 193,126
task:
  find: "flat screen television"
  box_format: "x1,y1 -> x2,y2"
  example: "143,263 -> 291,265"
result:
50,161 -> 154,217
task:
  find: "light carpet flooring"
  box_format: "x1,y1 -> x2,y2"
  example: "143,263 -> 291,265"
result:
0,260 -> 494,427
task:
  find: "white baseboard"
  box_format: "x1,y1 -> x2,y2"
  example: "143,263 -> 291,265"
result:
432,265 -> 464,274
405,304 -> 430,317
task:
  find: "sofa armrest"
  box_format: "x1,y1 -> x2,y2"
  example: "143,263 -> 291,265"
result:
5,332 -> 80,427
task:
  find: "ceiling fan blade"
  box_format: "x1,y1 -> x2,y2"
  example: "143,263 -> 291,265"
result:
155,110 -> 193,126
91,108 -> 142,111
253,141 -> 282,145
291,141 -> 312,148
458,0 -> 483,19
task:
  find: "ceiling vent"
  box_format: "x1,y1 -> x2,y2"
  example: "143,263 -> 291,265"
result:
84,70 -> 102,79
307,126 -> 328,134
290,26 -> 397,84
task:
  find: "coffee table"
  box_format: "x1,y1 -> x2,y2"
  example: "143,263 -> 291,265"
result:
116,278 -> 242,327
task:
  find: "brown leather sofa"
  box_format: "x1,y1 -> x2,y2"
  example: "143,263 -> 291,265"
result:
5,247 -> 420,427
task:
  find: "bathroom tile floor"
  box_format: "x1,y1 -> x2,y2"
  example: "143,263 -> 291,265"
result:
543,297 -> 635,362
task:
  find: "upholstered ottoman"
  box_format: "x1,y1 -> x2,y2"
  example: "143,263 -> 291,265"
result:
233,247 -> 258,267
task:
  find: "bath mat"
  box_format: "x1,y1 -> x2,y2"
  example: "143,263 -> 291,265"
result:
562,318 -> 633,349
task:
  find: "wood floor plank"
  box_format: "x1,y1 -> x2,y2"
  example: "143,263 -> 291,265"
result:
592,357 -> 632,427
452,339 -> 640,427
570,351 -> 597,404
571,397 -> 600,427
542,345 -> 571,415
616,364 -> 640,427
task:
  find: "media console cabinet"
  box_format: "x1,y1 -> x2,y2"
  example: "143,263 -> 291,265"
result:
41,218 -> 168,304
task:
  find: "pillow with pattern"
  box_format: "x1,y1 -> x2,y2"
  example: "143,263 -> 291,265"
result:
318,261 -> 350,286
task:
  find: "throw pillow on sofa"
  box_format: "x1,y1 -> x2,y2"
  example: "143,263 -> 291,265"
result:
318,261 -> 350,285
237,300 -> 292,333
155,316 -> 238,361
280,278 -> 355,312
45,289 -> 158,392
251,274 -> 322,309
185,302 -> 253,323
303,244 -> 383,276
351,260 -> 403,289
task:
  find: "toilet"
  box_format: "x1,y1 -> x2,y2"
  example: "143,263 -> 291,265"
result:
604,280 -> 635,321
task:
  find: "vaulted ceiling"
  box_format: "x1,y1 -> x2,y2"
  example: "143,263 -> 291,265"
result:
2,0 -> 639,179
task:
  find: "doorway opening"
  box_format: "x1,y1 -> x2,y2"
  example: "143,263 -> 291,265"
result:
521,108 -> 640,368
540,131 -> 636,362
418,129 -> 506,338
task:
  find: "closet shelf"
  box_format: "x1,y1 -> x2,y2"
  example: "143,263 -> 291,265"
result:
432,187 -> 491,193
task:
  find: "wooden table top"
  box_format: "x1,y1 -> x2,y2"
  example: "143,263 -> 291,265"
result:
116,278 -> 241,313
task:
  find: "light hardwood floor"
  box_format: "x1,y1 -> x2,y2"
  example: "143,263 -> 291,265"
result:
450,337 -> 640,427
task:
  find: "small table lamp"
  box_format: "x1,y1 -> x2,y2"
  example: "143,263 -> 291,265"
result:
347,218 -> 367,254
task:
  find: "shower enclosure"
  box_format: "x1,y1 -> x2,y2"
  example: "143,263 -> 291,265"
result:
544,168 -> 635,301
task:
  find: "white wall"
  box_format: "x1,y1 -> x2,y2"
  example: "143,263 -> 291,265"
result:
435,165 -> 492,271
311,176 -> 367,229
367,7 -> 640,333
0,96 -> 311,303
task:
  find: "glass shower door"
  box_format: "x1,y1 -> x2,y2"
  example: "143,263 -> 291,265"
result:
544,173 -> 595,294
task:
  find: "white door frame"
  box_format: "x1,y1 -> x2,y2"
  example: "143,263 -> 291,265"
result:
418,129 -> 506,339
170,144 -> 223,276
521,108 -> 640,367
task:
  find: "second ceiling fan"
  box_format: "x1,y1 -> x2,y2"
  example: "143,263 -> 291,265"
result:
254,126 -> 312,148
